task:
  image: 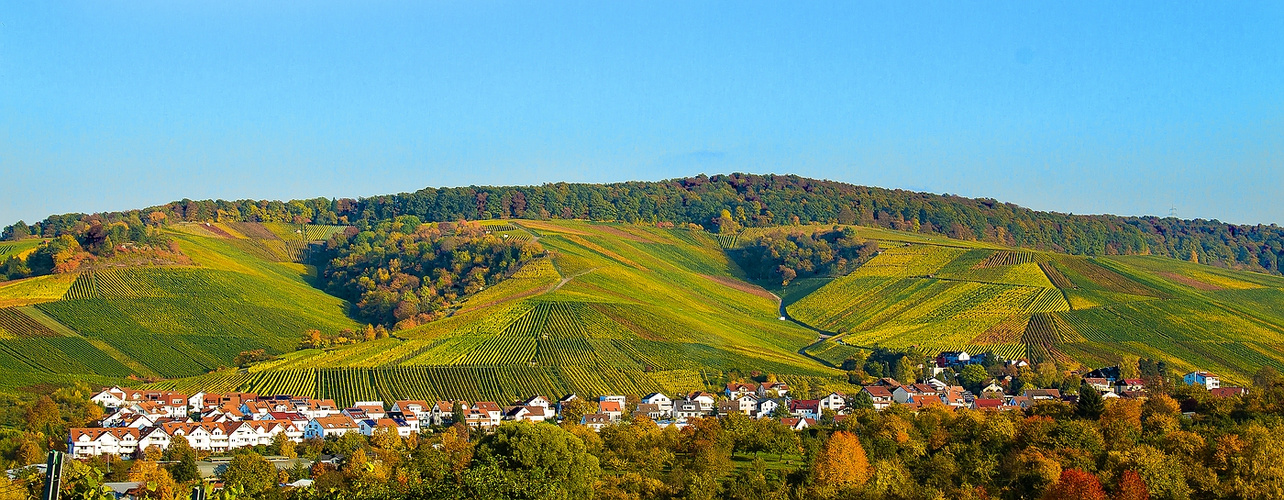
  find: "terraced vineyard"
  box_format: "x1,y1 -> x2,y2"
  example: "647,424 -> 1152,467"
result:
149,220 -> 848,400
6,218 -> 1284,394
788,234 -> 1284,382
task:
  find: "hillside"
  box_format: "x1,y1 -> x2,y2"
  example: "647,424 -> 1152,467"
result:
2,217 -> 1283,403
0,222 -> 360,391
145,220 -> 844,406
8,174 -> 1284,277
786,226 -> 1284,384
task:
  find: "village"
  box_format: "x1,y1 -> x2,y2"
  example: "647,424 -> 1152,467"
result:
66,351 -> 1249,460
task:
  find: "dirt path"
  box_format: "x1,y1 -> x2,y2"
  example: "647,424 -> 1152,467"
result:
548,267 -> 598,293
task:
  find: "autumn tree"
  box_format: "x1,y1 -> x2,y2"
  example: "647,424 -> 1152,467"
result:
128,461 -> 177,500
220,452 -> 278,495
813,431 -> 870,491
559,398 -> 595,427
1043,469 -> 1107,500
1114,470 -> 1149,500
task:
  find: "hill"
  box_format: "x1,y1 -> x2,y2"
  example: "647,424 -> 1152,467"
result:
784,226 -> 1284,384
7,174 -> 1284,277
2,216 -> 1283,404
0,222 -> 360,391
144,220 -> 845,406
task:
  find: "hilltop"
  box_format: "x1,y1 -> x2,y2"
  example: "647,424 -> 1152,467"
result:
1,177 -> 1283,404
6,174 -> 1284,277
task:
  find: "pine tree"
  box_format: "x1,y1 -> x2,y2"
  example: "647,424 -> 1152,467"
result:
1077,382 -> 1105,420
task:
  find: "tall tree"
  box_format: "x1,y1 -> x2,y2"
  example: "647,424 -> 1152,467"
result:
813,431 -> 871,490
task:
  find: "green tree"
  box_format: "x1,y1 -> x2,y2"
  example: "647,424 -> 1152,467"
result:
469,422 -> 601,500
220,453 -> 278,495
169,453 -> 201,483
848,390 -> 874,410
1077,382 -> 1105,420
958,364 -> 989,393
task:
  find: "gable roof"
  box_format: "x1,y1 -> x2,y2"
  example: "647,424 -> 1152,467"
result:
312,416 -> 358,429
863,386 -> 893,398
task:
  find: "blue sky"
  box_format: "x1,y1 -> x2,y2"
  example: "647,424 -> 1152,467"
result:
2,1 -> 1281,226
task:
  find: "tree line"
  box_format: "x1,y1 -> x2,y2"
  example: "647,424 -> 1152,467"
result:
5,173 -> 1284,278
4,369 -> 1284,499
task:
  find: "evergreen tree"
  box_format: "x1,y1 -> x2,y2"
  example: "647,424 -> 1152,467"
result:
1077,382 -> 1105,419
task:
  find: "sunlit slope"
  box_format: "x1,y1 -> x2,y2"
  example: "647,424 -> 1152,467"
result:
158,221 -> 843,406
1,225 -> 361,389
790,229 -> 1284,383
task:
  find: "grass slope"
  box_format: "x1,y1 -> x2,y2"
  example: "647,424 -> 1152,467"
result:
159,220 -> 848,406
785,226 -> 1284,383
0,226 -> 361,390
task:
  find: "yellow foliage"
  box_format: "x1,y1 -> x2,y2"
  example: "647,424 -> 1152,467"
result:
813,431 -> 871,488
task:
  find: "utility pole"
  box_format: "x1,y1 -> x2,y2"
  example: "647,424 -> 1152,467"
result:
40,451 -> 64,500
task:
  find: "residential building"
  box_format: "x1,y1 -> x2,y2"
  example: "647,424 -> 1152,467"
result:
725,382 -> 758,399
640,393 -> 672,416
861,386 -> 894,410
757,382 -> 790,398
67,428 -> 141,458
582,413 -> 612,431
818,393 -> 846,413
1183,371 -> 1220,389
788,400 -> 821,420
304,416 -> 360,439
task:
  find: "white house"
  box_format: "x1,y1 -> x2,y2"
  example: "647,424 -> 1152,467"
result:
67,428 -> 140,458
818,393 -> 846,413
757,399 -> 781,418
358,417 -> 416,437
581,413 -> 612,431
861,386 -> 895,410
599,395 -> 627,406
599,401 -> 625,421
687,392 -> 717,412
392,400 -> 435,423
353,402 -> 387,420
91,387 -> 128,410
893,384 -> 940,404
673,400 -> 705,420
725,382 -> 758,399
640,393 -> 672,416
757,382 -> 789,398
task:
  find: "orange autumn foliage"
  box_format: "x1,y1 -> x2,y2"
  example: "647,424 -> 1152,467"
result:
813,431 -> 870,488
1042,469 -> 1106,500
1114,470 -> 1149,500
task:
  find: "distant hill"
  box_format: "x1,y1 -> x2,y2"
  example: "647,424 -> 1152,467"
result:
1,218 -> 1282,404
6,173 -> 1284,276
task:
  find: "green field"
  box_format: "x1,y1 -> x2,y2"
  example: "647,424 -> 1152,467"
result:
3,219 -> 1283,397
0,225 -> 362,390
171,220 -> 849,405
786,231 -> 1284,383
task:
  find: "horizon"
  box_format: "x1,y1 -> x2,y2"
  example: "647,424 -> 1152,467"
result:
2,2 -> 1282,226
6,171 -> 1282,228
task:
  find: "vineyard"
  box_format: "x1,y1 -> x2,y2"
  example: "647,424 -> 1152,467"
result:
5,217 -> 1284,393
0,307 -> 60,337
978,250 -> 1036,268
233,364 -> 685,407
0,239 -> 40,260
